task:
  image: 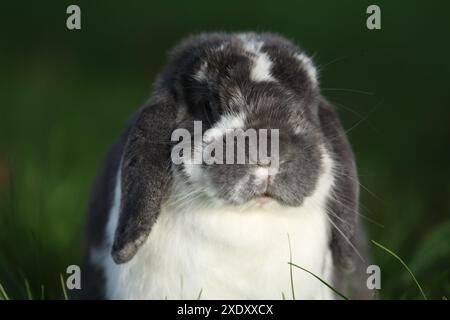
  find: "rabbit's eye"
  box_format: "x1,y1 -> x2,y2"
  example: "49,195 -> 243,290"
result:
203,101 -> 220,126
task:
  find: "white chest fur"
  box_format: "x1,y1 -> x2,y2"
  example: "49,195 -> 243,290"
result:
92,159 -> 336,300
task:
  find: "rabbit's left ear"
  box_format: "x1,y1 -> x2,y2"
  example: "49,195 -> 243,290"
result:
111,96 -> 178,264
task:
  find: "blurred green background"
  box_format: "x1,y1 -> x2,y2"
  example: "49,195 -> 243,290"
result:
0,0 -> 449,299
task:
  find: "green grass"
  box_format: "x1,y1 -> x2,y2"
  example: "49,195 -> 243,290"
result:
60,274 -> 69,300
289,262 -> 349,300
1,0 -> 449,300
40,285 -> 45,300
287,234 -> 296,300
286,240 -> 436,300
24,278 -> 33,300
0,282 -> 9,300
197,288 -> 203,300
372,240 -> 427,300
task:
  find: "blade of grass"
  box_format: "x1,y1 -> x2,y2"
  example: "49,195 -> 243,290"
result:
60,274 -> 68,300
24,278 -> 33,300
281,292 -> 286,300
288,262 -> 349,300
197,288 -> 203,300
41,285 -> 45,300
371,240 -> 428,300
287,234 -> 295,300
0,282 -> 10,300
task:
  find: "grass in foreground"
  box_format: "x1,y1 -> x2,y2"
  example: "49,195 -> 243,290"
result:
372,240 -> 428,300
0,282 -> 9,300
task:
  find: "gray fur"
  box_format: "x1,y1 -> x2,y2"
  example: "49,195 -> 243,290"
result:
81,32 -> 371,299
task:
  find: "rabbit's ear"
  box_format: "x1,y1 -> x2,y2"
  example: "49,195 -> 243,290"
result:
318,98 -> 361,271
111,96 -> 178,264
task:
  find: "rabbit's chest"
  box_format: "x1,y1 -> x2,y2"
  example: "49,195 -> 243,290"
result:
103,201 -> 334,299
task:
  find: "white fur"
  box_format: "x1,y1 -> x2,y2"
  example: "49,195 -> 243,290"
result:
203,114 -> 246,143
295,53 -> 318,86
254,166 -> 270,180
250,52 -> 276,82
92,148 -> 336,300
240,36 -> 276,83
183,114 -> 246,180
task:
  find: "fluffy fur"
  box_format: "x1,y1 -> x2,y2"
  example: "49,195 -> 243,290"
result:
92,147 -> 335,299
80,32 -> 371,300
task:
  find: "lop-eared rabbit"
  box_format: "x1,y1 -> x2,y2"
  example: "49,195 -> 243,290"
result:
81,33 -> 371,300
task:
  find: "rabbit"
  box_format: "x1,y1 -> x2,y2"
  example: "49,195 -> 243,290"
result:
80,32 -> 372,300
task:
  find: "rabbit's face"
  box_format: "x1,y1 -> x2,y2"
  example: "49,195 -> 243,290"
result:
170,37 -> 331,207
109,33 -> 356,266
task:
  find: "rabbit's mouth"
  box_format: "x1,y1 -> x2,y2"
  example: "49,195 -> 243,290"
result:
255,192 -> 273,203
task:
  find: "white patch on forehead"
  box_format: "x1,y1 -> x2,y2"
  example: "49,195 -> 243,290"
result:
203,113 -> 246,143
183,113 -> 246,182
295,53 -> 318,86
251,52 -> 276,82
239,35 -> 276,83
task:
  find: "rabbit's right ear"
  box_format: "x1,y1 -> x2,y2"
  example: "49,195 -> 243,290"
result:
111,94 -> 178,264
317,98 -> 360,271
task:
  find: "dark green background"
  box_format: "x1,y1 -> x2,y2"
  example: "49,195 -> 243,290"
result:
0,0 -> 449,299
